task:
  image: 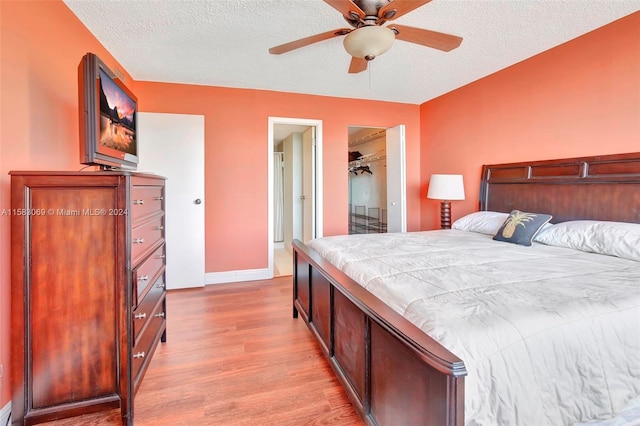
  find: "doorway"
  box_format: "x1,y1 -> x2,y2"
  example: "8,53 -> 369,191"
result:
348,124 -> 407,234
268,117 -> 323,278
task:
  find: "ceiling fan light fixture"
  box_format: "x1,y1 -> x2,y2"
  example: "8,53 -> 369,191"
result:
343,25 -> 395,60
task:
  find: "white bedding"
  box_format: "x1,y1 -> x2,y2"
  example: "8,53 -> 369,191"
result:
307,230 -> 640,426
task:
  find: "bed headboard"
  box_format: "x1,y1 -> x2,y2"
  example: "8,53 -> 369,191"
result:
480,152 -> 640,224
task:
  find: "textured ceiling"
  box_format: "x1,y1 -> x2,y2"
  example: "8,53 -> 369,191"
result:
63,0 -> 639,105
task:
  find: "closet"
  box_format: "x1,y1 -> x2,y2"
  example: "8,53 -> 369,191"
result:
348,127 -> 388,234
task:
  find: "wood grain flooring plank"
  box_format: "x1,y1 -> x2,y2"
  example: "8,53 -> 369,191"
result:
40,277 -> 362,426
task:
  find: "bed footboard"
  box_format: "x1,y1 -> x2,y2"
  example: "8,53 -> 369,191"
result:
292,240 -> 466,426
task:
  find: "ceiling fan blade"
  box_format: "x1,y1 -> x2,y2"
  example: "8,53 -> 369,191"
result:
378,0 -> 432,21
390,24 -> 462,52
323,0 -> 365,20
269,28 -> 352,55
348,57 -> 368,74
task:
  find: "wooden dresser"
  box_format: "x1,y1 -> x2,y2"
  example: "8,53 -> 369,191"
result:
10,171 -> 167,425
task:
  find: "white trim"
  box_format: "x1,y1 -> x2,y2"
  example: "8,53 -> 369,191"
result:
315,123 -> 324,238
1,401 -> 10,426
205,268 -> 270,285
268,120 -> 275,279
268,117 -> 323,279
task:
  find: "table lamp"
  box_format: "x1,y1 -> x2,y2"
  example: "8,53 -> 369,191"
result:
427,174 -> 465,229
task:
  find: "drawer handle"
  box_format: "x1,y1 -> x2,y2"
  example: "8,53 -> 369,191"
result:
156,282 -> 166,289
133,352 -> 145,359
133,199 -> 144,205
155,254 -> 166,259
133,238 -> 144,244
138,275 -> 149,282
154,312 -> 165,318
154,226 -> 164,230
134,312 -> 147,320
154,196 -> 164,201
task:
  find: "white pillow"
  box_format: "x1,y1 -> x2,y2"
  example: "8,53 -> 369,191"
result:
452,211 -> 510,235
534,220 -> 640,261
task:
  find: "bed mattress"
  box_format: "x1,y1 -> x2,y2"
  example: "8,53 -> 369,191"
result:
307,230 -> 640,426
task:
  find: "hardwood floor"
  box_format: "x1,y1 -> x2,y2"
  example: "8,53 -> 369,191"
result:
40,277 -> 362,425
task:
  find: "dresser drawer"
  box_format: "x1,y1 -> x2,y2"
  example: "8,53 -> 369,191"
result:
133,245 -> 165,305
130,185 -> 163,222
131,215 -> 164,266
132,296 -> 166,388
132,277 -> 165,346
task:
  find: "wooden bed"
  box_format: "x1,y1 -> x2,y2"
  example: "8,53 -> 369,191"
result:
292,152 -> 640,426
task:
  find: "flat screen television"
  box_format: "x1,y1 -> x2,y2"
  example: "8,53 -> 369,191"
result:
78,53 -> 138,170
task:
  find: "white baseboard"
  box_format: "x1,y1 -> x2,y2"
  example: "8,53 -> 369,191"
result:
205,268 -> 271,285
1,401 -> 10,426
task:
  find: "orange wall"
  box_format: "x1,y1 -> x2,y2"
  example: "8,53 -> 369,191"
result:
420,12 -> 640,230
135,84 -> 421,272
0,0 -> 136,408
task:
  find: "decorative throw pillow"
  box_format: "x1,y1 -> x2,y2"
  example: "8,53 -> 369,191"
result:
493,210 -> 553,246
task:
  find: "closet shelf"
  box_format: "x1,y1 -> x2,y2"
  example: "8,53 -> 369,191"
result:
348,152 -> 386,168
348,129 -> 386,147
349,206 -> 387,234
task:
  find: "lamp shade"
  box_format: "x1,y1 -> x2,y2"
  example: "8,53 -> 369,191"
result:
343,26 -> 395,60
427,174 -> 465,200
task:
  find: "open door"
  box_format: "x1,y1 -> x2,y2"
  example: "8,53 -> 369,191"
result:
386,125 -> 407,233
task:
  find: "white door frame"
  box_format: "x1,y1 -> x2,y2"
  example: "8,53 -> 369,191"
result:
301,126 -> 315,243
268,117 -> 323,278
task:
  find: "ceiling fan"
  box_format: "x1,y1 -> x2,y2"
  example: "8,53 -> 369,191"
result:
268,0 -> 463,74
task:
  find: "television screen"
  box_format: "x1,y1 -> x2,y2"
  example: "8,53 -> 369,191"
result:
98,68 -> 137,157
79,53 -> 139,170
